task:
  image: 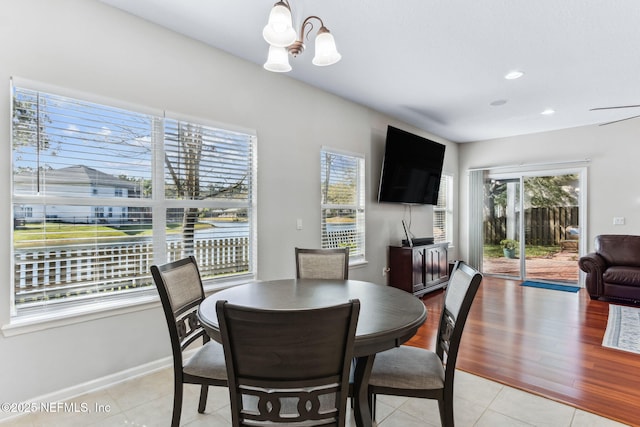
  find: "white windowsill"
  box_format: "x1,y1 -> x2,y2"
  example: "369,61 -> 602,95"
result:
349,258 -> 368,269
1,276 -> 256,338
1,296 -> 161,337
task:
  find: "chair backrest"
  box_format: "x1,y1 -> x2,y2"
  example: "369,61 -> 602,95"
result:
216,299 -> 360,427
151,256 -> 208,363
436,261 -> 483,377
295,247 -> 350,280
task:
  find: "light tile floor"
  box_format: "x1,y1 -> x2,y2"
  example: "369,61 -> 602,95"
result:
0,367 -> 629,426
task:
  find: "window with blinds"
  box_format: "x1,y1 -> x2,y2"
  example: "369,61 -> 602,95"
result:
11,83 -> 256,317
320,148 -> 365,262
433,173 -> 453,243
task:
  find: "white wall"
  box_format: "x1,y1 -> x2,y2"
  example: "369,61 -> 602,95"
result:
458,119 -> 640,264
0,0 -> 458,405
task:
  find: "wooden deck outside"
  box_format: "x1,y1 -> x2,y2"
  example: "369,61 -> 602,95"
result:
482,249 -> 580,283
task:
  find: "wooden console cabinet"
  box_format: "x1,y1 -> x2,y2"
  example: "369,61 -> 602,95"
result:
388,243 -> 449,297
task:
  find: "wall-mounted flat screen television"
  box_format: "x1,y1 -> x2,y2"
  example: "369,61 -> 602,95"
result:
377,125 -> 446,205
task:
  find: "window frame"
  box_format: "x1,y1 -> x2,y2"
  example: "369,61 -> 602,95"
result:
433,172 -> 453,244
8,78 -> 257,326
320,147 -> 366,265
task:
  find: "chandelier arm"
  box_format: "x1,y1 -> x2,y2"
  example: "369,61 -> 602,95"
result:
299,15 -> 325,42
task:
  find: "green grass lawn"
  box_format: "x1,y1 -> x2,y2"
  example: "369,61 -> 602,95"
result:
13,221 -> 214,246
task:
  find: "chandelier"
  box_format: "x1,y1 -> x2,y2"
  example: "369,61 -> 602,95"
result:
262,1 -> 342,72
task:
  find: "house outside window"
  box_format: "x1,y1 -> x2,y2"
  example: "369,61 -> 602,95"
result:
320,148 -> 365,263
11,81 -> 257,318
20,207 -> 32,218
433,173 -> 453,244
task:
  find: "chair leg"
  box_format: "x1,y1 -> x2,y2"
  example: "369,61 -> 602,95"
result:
438,395 -> 454,427
369,393 -> 376,420
172,378 -> 183,427
198,384 -> 209,413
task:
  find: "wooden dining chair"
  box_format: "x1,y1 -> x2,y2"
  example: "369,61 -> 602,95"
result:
367,261 -> 482,427
216,298 -> 360,427
295,247 -> 350,279
150,256 -> 228,427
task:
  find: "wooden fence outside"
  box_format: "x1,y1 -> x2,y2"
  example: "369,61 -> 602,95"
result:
484,206 -> 579,246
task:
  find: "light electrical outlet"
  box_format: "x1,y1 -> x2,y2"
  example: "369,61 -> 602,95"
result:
613,217 -> 625,225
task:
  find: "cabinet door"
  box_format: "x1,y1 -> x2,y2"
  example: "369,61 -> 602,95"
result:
425,245 -> 449,284
433,245 -> 449,280
412,248 -> 425,289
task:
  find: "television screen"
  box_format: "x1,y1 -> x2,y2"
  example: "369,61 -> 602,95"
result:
377,126 -> 445,205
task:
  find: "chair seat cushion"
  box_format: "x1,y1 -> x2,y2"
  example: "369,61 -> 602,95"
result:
184,340 -> 227,380
369,345 -> 444,390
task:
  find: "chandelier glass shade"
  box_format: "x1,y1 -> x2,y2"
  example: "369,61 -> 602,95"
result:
264,46 -> 292,73
312,27 -> 341,66
262,2 -> 296,47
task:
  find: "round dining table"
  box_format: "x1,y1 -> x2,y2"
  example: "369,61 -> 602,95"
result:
198,278 -> 427,427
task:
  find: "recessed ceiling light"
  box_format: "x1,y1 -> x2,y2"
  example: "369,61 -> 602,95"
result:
541,108 -> 555,115
504,70 -> 524,80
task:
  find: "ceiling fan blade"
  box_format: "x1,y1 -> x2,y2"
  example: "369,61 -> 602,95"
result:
599,114 -> 640,126
590,105 -> 640,111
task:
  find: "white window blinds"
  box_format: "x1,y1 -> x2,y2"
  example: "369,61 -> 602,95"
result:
164,119 -> 254,201
433,173 -> 453,244
11,83 -> 257,317
13,87 -> 154,198
320,148 -> 365,262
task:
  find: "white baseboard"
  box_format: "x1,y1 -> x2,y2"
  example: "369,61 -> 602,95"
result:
0,355 -> 175,422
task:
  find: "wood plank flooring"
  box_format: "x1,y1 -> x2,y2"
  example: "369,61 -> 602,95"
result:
405,276 -> 640,427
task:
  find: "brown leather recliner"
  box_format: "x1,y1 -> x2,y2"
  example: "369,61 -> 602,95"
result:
579,234 -> 640,303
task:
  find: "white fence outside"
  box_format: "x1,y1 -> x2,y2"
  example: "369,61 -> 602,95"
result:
14,230 -> 355,307
14,237 -> 250,305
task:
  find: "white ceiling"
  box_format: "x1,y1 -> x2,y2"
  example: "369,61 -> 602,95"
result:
99,0 -> 640,142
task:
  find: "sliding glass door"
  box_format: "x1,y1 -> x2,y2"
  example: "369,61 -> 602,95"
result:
482,170 -> 583,284
483,178 -> 521,277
